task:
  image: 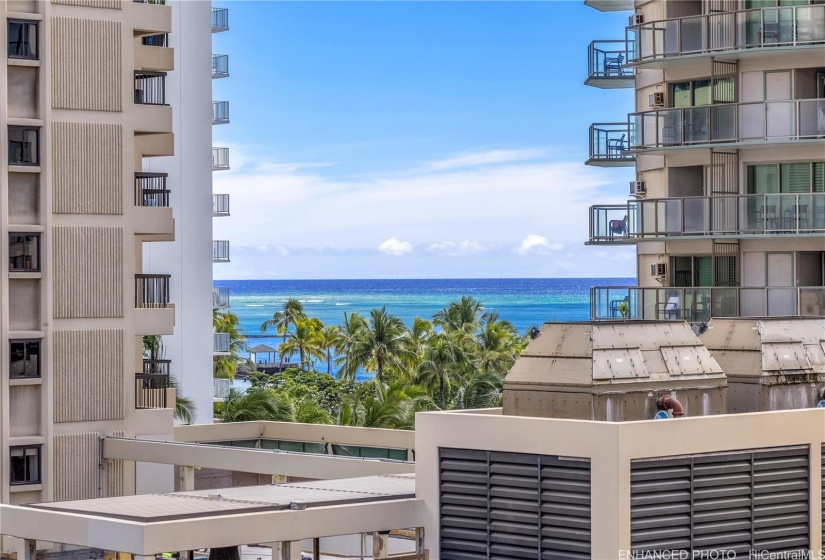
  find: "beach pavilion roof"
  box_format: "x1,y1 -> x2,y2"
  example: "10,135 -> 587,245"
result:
249,343 -> 277,354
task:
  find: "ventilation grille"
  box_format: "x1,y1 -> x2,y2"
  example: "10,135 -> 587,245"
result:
631,447 -> 810,557
440,448 -> 590,560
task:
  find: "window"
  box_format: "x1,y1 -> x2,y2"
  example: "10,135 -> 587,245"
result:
9,233 -> 40,272
10,446 -> 40,485
10,340 -> 40,379
8,127 -> 39,165
8,20 -> 38,59
747,162 -> 825,193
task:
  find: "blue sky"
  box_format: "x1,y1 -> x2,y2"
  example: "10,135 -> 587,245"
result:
212,1 -> 636,280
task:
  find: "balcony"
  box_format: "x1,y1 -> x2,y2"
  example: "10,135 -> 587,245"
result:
585,122 -> 635,167
136,359 -> 171,410
630,100 -> 825,152
212,54 -> 229,79
135,172 -> 170,207
212,7 -> 229,33
591,285 -> 825,322
213,286 -> 230,309
134,72 -> 167,105
212,147 -> 229,171
585,40 -> 634,89
213,194 -> 230,217
628,5 -> 825,67
584,0 -> 634,12
213,240 -> 230,263
133,0 -> 166,4
213,332 -> 230,355
212,101 -> 229,125
588,193 -> 825,244
214,378 -> 231,399
135,274 -> 170,308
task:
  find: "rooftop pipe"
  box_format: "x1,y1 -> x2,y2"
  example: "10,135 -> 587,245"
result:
657,395 -> 684,418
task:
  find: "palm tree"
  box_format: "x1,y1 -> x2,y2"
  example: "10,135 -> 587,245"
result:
294,399 -> 333,424
334,312 -> 367,381
261,299 -> 306,368
416,332 -> 464,409
448,370 -> 503,411
349,308 -> 415,383
434,296 -> 483,335
213,310 -> 247,380
218,388 -> 294,423
475,317 -> 520,374
278,317 -> 324,370
143,335 -> 197,424
339,380 -> 430,429
317,324 -> 342,376
404,316 -> 432,368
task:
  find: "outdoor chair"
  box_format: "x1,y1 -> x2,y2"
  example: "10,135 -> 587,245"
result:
606,134 -> 627,157
610,295 -> 629,318
609,215 -> 628,239
604,53 -> 625,76
662,296 -> 681,320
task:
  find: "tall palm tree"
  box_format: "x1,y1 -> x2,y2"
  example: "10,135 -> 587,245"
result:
416,332 -> 464,409
404,316 -> 432,371
434,296 -> 483,335
213,310 -> 247,380
338,380 -> 430,429
218,388 -> 294,423
278,317 -> 324,370
349,308 -> 415,383
475,318 -> 520,374
334,312 -> 367,381
261,299 -> 306,368
448,370 -> 503,411
317,324 -> 342,376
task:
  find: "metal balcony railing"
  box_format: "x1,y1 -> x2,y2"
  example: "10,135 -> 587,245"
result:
212,147 -> 229,171
133,0 -> 166,4
630,99 -> 825,150
136,359 -> 171,410
212,7 -> 229,32
213,286 -> 230,309
214,378 -> 231,399
212,101 -> 229,125
134,172 -> 170,207
589,193 -> 825,243
141,33 -> 168,47
213,194 -> 230,217
213,240 -> 230,262
212,54 -> 229,78
591,286 -> 825,322
135,274 -> 171,308
586,122 -> 635,167
134,72 -> 167,106
628,5 -> 825,64
213,332 -> 230,354
585,39 -> 634,88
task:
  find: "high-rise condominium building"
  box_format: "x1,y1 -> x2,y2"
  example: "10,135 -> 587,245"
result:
585,0 -> 825,323
0,0 -> 197,514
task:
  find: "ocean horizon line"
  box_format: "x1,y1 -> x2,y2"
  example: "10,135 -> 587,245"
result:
214,276 -> 637,282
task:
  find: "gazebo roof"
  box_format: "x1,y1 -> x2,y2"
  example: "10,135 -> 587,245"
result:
248,343 -> 277,354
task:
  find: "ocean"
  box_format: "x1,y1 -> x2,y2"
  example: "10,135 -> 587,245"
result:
214,278 -> 635,365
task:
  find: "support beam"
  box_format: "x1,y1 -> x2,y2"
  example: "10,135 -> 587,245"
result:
17,539 -> 36,560
372,532 -> 389,558
178,466 -> 195,492
270,541 -> 301,560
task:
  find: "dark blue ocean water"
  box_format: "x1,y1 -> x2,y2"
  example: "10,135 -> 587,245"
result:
214,278 -> 635,361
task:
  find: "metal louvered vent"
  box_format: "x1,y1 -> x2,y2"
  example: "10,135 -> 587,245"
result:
439,448 -> 591,560
631,447 -> 810,558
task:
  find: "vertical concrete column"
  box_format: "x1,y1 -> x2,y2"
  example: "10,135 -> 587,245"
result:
811,443 -> 823,555
178,465 -> 195,491
269,541 -> 301,560
17,539 -> 36,560
372,532 -> 389,558
590,434 -> 629,559
415,527 -> 426,554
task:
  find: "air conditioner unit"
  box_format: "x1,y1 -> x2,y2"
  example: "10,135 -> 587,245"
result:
650,263 -> 667,278
629,14 -> 644,26
649,92 -> 665,108
630,180 -> 646,198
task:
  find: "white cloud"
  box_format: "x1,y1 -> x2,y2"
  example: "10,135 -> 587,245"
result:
378,237 -> 413,256
424,149 -> 547,171
515,234 -> 564,256
426,239 -> 491,256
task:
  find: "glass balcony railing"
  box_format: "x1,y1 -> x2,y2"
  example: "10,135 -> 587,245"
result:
214,378 -> 231,399
213,332 -> 231,354
212,101 -> 229,125
630,99 -> 825,150
212,147 -> 229,171
585,40 -> 634,88
212,7 -> 229,32
628,5 -> 825,64
213,286 -> 230,309
213,240 -> 230,263
589,193 -> 825,243
212,54 -> 229,78
213,194 -> 230,217
586,122 -> 635,167
591,286 -> 825,322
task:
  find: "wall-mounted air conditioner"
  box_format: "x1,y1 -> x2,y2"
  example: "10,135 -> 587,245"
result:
649,92 -> 665,108
630,180 -> 646,198
629,14 -> 644,26
650,263 -> 667,278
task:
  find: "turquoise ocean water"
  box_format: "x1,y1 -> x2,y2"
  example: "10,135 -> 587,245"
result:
215,278 -> 635,375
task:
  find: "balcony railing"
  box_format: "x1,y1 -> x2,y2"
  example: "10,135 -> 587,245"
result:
212,147 -> 229,171
213,240 -> 230,262
591,286 -> 825,322
212,54 -> 229,78
586,122 -> 635,167
585,40 -> 634,88
134,72 -> 167,105
214,332 -> 230,354
135,274 -> 170,308
141,33 -> 168,47
213,194 -> 230,217
212,101 -> 229,125
589,193 -> 825,243
136,359 -> 171,410
630,99 -> 825,150
628,5 -> 825,64
213,286 -> 230,309
212,7 -> 229,32
214,378 -> 231,399
133,0 -> 166,4
134,172 -> 170,207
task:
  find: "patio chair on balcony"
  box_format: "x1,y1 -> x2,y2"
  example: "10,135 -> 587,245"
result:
609,215 -> 628,239
607,134 -> 627,157
604,53 -> 625,76
783,204 -> 809,230
610,295 -> 629,318
662,296 -> 681,320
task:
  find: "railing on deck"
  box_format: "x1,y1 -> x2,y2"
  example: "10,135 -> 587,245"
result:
213,240 -> 230,262
587,39 -> 634,80
212,101 -> 229,125
213,286 -> 230,309
135,172 -> 170,207
134,72 -> 167,106
214,332 -> 231,354
213,194 -> 230,216
587,122 -> 635,165
135,274 -> 171,308
212,7 -> 229,32
212,147 -> 229,170
212,54 -> 229,78
136,359 -> 171,410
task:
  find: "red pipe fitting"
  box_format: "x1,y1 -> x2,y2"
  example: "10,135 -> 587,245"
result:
656,395 -> 685,418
